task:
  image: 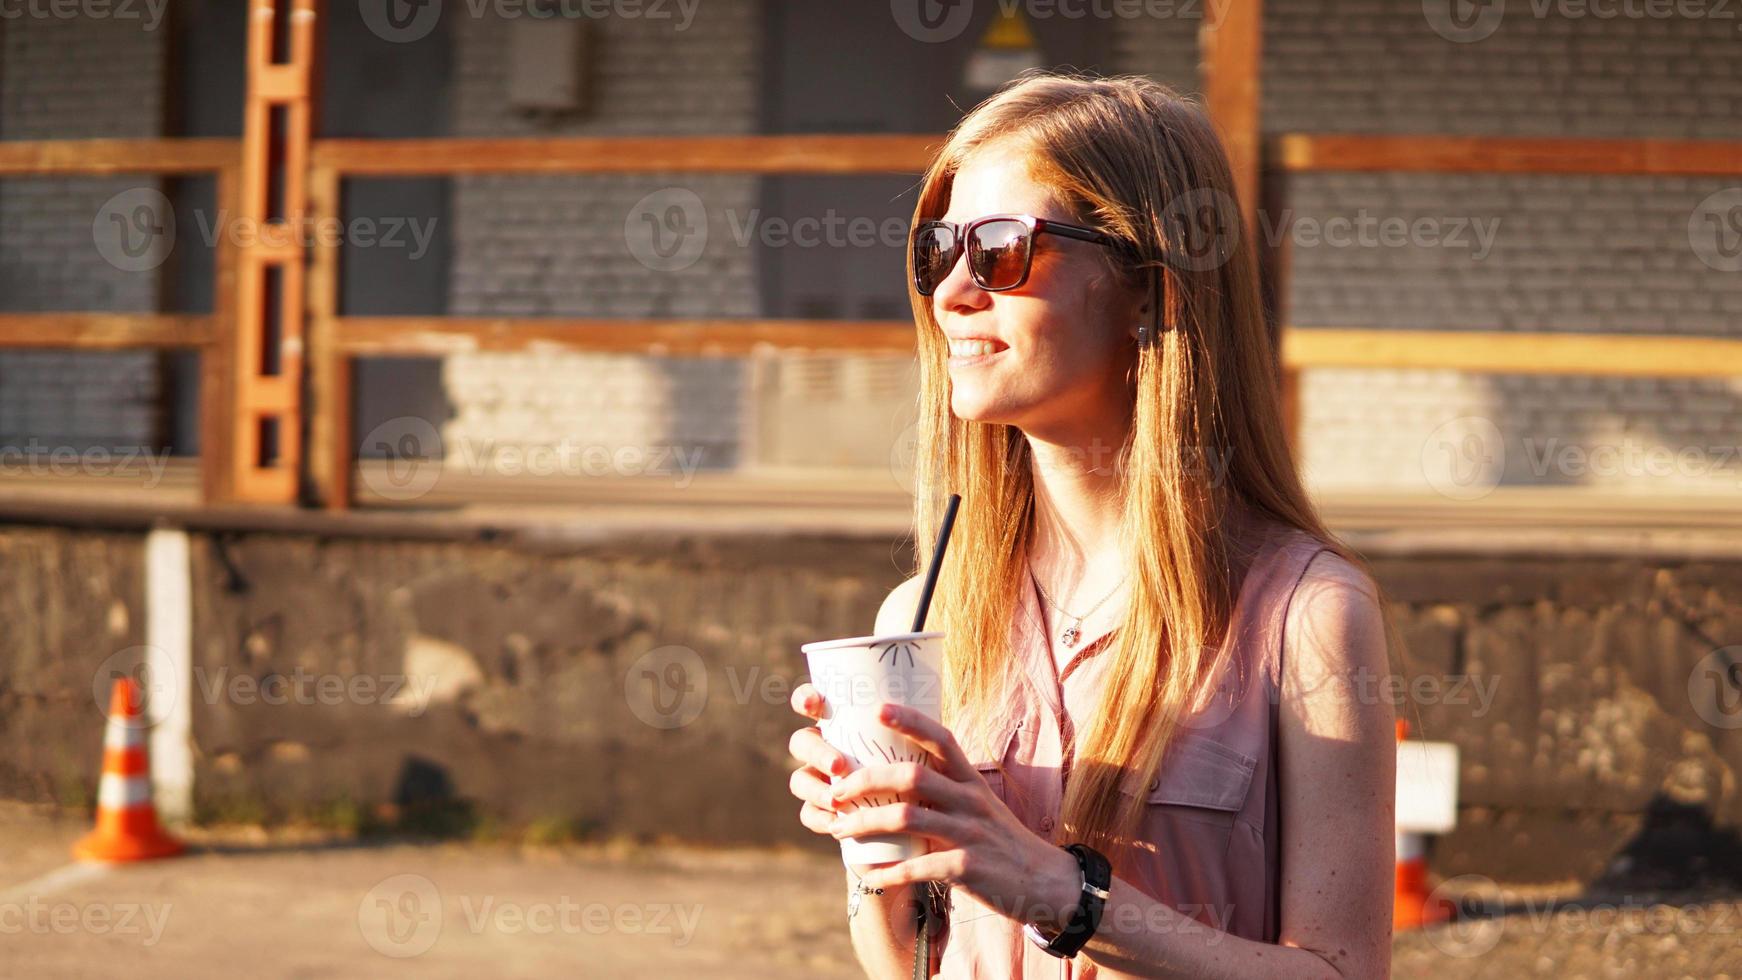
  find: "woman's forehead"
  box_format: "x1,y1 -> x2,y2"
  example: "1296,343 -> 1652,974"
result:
941,148 -> 1067,222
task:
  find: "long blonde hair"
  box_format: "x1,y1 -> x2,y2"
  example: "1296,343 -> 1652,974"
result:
907,72 -> 1393,871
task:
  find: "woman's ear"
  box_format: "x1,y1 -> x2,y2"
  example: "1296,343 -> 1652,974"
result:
1129,267 -> 1160,345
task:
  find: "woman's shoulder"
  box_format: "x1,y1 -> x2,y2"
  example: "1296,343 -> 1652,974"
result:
1272,534 -> 1387,687
1244,518 -> 1377,604
874,574 -> 927,636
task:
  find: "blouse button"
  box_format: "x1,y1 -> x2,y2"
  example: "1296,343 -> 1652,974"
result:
1040,816 -> 1055,832
1148,776 -> 1160,793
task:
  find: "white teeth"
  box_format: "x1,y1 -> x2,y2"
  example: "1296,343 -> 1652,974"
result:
948,339 -> 1000,358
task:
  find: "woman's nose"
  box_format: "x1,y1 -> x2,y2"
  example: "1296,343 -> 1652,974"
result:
930,249 -> 990,314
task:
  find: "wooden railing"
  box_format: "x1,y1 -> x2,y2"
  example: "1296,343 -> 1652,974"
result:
303,134 -> 939,508
1263,134 -> 1742,448
6,131 -> 1741,509
0,138 -> 242,503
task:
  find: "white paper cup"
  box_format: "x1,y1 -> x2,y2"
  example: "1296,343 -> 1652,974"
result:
801,630 -> 944,866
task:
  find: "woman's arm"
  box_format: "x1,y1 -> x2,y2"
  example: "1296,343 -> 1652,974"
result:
1065,551 -> 1397,978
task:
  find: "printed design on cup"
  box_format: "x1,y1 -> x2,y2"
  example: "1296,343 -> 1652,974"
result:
875,638 -> 921,669
837,726 -> 929,811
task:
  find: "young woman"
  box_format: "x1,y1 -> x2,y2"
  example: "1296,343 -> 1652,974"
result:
786,72 -> 1397,979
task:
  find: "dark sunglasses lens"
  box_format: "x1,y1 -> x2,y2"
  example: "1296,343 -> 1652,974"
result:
967,220 -> 1031,290
912,225 -> 957,295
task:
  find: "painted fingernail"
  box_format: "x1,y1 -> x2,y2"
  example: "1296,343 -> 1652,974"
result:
831,756 -> 848,775
880,704 -> 900,724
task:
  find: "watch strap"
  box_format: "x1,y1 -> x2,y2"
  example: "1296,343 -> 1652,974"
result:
1025,843 -> 1111,958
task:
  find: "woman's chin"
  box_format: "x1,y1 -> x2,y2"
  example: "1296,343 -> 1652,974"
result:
949,392 -> 1017,426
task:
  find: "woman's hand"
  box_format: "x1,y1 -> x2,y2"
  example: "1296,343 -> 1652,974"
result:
786,681 -> 857,842
816,700 -> 1083,931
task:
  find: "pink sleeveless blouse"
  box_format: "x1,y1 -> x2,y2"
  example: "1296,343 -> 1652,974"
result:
935,519 -> 1338,979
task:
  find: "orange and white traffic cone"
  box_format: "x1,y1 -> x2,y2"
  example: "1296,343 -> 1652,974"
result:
73,677 -> 183,862
1393,720 -> 1451,929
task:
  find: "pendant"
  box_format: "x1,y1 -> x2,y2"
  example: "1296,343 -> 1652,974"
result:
1061,624 -> 1081,647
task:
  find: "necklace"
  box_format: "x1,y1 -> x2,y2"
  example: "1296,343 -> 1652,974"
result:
1029,564 -> 1126,648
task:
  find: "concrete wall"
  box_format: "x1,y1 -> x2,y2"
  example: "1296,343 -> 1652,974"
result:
0,12 -> 168,452
2,519 -> 1738,883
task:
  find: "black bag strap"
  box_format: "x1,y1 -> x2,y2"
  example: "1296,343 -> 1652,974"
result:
912,882 -> 945,979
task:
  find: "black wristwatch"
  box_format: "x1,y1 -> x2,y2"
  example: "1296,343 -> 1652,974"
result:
1022,843 -> 1111,958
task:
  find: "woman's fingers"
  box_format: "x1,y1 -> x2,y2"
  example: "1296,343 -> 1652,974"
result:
829,801 -> 962,849
789,764 -> 837,813
786,725 -> 850,778
857,849 -> 968,891
798,800 -> 837,835
876,703 -> 976,782
830,760 -> 971,812
789,682 -> 826,721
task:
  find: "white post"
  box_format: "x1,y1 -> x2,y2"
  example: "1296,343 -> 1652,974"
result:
145,527 -> 194,824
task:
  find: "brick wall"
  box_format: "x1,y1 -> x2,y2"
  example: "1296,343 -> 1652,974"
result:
0,13 -> 168,452
439,2 -> 761,475
1251,0 -> 1740,495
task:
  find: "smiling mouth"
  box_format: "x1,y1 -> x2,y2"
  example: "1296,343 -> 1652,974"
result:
946,338 -> 1008,360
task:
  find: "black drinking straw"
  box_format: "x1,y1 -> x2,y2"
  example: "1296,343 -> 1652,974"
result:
907,492 -> 958,977
910,493 -> 961,633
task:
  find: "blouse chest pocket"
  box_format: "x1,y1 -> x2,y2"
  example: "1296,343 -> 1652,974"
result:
968,725 -> 1018,800
1136,733 -> 1258,829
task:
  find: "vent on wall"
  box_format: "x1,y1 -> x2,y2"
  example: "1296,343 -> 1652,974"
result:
505,11 -> 592,116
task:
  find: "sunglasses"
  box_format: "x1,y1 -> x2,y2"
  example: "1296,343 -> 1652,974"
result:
910,213 -> 1122,296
